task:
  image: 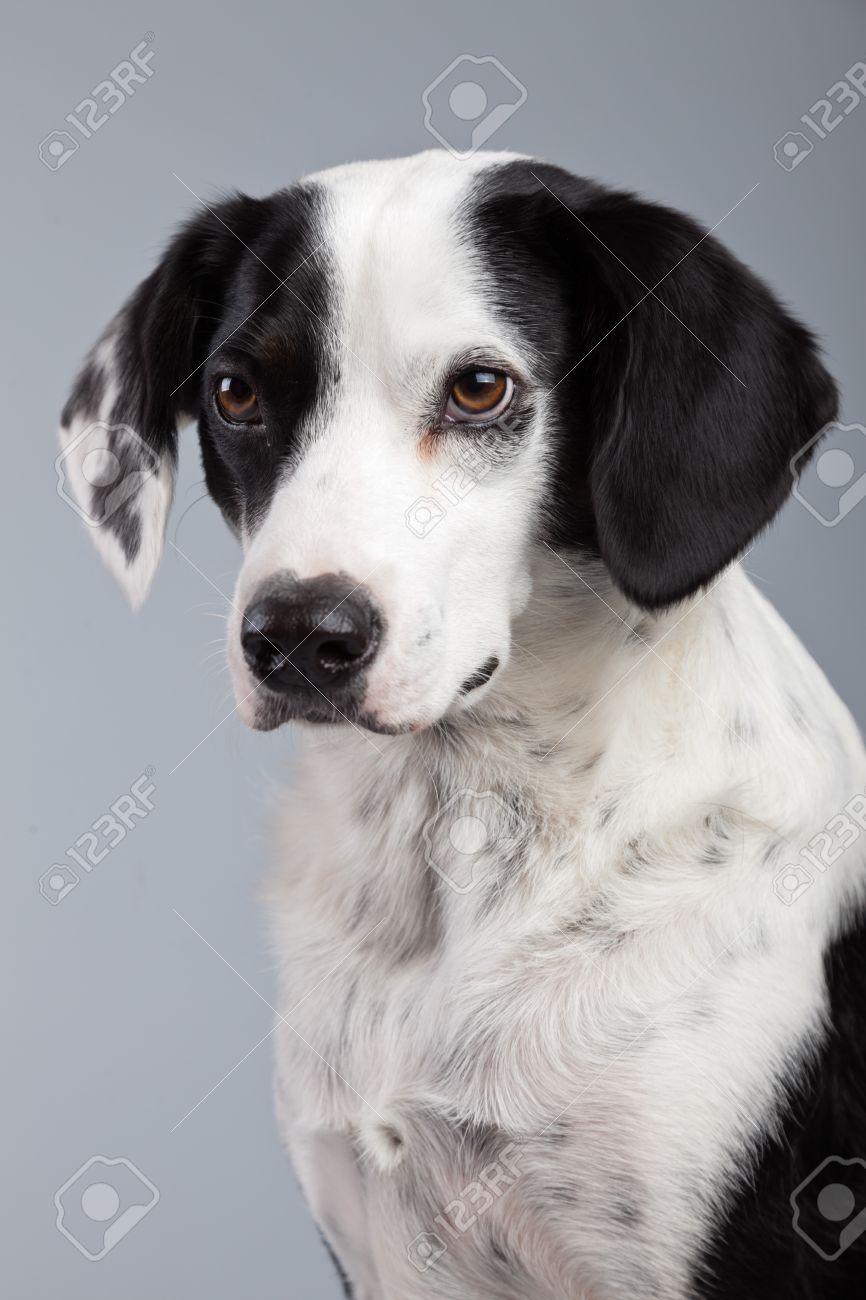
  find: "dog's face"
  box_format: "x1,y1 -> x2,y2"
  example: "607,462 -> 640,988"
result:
210,155 -> 550,732
60,151 -> 836,733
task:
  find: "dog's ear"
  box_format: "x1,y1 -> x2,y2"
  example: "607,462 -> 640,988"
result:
582,193 -> 837,608
58,195 -> 269,608
486,165 -> 838,609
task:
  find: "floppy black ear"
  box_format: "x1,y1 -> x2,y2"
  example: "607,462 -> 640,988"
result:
476,163 -> 838,609
58,195 -> 270,607
580,189 -> 838,608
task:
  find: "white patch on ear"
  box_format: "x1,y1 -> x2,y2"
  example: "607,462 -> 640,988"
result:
57,343 -> 175,609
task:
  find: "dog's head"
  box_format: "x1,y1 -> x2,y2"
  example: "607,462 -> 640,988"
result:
59,151 -> 836,733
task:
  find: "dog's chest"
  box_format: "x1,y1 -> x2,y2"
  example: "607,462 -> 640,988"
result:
270,745 -> 826,1298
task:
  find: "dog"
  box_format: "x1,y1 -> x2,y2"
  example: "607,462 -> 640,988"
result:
60,151 -> 866,1298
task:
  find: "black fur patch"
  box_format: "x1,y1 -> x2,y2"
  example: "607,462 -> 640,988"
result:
464,160 -> 838,609
62,185 -> 332,544
692,906 -> 866,1297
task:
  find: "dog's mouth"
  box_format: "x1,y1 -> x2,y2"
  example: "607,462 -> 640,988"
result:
245,652 -> 501,735
248,686 -> 414,735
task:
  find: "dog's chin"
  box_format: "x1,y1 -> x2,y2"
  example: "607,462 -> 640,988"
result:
239,687 -> 417,736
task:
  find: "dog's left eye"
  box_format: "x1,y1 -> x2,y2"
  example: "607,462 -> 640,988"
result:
445,370 -> 513,423
215,376 -> 261,424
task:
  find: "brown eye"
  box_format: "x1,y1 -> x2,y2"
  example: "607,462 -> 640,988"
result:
215,376 -> 260,423
445,370 -> 513,422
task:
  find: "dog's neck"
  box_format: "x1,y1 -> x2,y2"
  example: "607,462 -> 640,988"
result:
332,547 -> 748,868
299,553 -> 770,850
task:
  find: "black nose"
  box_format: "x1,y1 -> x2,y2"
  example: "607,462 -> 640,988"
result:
241,573 -> 381,694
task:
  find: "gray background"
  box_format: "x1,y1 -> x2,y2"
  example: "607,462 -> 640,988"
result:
3,0 -> 865,1295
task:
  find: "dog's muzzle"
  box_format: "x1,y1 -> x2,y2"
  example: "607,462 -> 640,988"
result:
241,572 -> 381,718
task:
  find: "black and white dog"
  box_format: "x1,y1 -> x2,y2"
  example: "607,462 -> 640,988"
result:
60,152 -> 866,1298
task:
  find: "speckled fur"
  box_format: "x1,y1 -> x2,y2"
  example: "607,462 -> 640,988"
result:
268,558 -> 866,1299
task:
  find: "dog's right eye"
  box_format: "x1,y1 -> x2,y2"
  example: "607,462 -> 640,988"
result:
215,376 -> 260,424
445,370 -> 513,423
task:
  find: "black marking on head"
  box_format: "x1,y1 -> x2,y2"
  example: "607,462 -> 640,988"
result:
61,185 -> 333,563
197,185 -> 335,534
466,159 -> 838,608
